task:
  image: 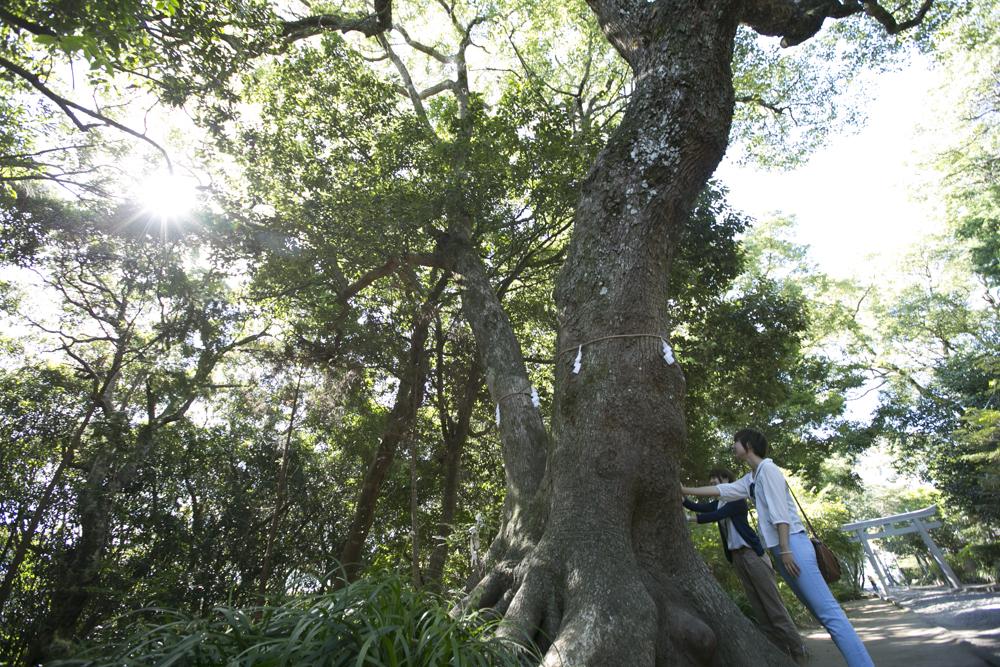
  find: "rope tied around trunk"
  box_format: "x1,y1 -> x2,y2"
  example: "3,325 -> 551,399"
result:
557,333 -> 676,373
493,334 -> 676,427
495,386 -> 541,426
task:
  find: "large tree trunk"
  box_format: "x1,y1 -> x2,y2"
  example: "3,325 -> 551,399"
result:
454,2 -> 796,665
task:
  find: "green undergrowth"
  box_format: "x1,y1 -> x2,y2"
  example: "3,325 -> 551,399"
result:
51,573 -> 535,666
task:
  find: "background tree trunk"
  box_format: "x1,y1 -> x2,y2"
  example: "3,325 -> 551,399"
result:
338,318 -> 432,582
426,364 -> 480,589
409,434 -> 423,588
338,279 -> 446,582
0,406 -> 94,615
257,372 -> 302,605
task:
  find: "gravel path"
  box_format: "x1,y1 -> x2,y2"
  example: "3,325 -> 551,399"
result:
803,597 -> 990,667
888,585 -> 1000,663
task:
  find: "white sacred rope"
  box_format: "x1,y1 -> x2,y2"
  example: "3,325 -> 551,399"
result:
493,334 -> 676,427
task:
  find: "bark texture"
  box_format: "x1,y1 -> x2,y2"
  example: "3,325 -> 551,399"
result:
453,1 -> 806,664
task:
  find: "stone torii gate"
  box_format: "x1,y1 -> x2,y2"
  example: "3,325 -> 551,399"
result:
841,505 -> 962,591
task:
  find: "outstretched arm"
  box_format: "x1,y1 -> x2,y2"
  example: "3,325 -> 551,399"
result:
681,485 -> 721,498
683,498 -> 717,513
691,500 -> 750,525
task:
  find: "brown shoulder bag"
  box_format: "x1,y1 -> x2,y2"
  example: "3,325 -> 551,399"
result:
788,485 -> 842,584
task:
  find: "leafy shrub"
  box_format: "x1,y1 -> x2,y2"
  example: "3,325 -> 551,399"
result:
52,573 -> 533,666
952,542 -> 1000,584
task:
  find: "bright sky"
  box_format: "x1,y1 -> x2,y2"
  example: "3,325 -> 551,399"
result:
716,55 -> 945,282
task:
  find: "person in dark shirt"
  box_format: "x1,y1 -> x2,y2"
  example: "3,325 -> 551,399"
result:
684,467 -> 807,664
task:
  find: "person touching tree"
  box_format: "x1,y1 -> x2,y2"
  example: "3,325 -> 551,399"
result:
683,467 -> 807,664
684,429 -> 873,667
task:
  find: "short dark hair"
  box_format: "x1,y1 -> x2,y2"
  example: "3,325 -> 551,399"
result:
708,467 -> 736,483
734,428 -> 768,458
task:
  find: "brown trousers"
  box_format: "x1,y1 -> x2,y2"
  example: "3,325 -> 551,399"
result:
731,547 -> 804,656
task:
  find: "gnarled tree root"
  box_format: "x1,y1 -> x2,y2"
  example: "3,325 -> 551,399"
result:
463,533 -> 796,667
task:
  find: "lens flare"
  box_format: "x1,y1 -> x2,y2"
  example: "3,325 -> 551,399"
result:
134,172 -> 198,221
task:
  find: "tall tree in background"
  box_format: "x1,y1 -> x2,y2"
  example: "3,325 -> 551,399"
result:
0,205 -> 263,661
858,1 -> 997,536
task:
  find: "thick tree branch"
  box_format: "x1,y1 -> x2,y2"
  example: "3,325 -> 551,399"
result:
582,0 -> 650,69
742,0 -> 935,47
0,8 -> 57,36
417,79 -> 457,99
281,0 -> 392,41
337,257 -> 401,304
403,252 -> 448,269
333,253 -> 447,307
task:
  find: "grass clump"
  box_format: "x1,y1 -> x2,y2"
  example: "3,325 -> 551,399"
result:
53,573 -> 532,666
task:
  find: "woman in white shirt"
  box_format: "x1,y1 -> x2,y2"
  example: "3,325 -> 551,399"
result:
682,428 -> 874,667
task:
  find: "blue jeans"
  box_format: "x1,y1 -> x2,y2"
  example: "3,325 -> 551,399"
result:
771,531 -> 874,667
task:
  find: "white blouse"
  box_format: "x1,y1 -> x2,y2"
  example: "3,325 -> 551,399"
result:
716,458 -> 806,549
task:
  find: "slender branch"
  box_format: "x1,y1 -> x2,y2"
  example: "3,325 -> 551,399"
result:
378,34 -> 435,136
0,55 -> 172,170
2,143 -> 97,160
395,24 -> 451,63
736,94 -> 789,116
524,355 -> 554,365
852,285 -> 874,319
156,329 -> 268,426
507,31 -> 575,99
863,0 -> 935,34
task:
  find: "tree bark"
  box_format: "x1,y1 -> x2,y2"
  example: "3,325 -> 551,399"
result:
454,2 -> 797,664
